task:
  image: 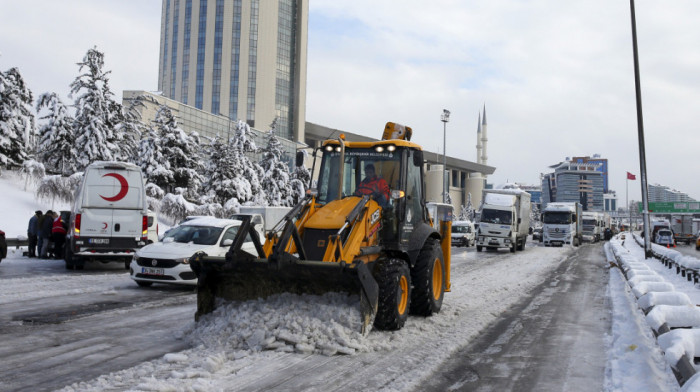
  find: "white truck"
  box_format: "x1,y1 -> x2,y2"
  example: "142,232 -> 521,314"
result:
65,161 -> 149,270
234,206 -> 293,233
582,211 -> 606,242
476,189 -> 531,253
671,215 -> 695,245
542,202 -> 583,247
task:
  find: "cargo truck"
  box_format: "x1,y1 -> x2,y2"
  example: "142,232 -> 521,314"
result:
670,215 -> 695,245
476,189 -> 531,253
542,202 -> 582,247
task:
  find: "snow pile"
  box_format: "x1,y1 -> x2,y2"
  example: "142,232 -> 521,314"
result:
638,291 -> 693,313
189,292 -> 368,356
658,329 -> 700,370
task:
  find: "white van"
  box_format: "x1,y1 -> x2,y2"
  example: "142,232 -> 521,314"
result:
64,161 -> 149,270
451,220 -> 475,247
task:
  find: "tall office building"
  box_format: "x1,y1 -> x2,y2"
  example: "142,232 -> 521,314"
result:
158,0 -> 308,142
542,160 -> 604,211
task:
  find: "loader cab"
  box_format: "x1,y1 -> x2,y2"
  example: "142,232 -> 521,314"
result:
315,141 -> 427,246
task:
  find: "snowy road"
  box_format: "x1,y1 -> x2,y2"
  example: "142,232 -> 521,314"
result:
0,257 -> 196,392
0,241 -> 594,391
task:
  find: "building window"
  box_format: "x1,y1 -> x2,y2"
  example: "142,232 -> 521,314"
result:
181,0 -> 193,104
228,0 -> 242,120
246,0 -> 259,123
195,0 -> 208,109
275,0 -> 295,139
170,0 -> 180,99
211,0 -> 224,114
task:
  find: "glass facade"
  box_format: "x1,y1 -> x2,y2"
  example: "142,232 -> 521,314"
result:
275,0 -> 295,139
195,0 -> 208,109
162,0 -> 170,88
246,0 -> 259,126
211,0 -> 224,114
228,0 -> 242,120
169,0 -> 180,98
181,0 -> 192,104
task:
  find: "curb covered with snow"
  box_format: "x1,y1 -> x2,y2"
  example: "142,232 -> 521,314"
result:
609,236 -> 700,389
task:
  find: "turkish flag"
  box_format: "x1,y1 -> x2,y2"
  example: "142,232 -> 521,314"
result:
627,172 -> 636,180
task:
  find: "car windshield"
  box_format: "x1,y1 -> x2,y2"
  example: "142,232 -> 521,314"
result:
543,211 -> 572,224
163,225 -> 224,245
480,209 -> 512,225
453,225 -> 470,233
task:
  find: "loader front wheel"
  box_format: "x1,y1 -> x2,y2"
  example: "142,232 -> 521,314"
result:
410,238 -> 445,317
374,259 -> 411,330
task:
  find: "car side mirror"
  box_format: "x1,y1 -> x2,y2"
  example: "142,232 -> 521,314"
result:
222,239 -> 233,247
295,151 -> 305,167
518,218 -> 522,224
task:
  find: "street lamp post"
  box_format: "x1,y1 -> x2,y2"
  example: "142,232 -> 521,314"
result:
441,109 -> 451,203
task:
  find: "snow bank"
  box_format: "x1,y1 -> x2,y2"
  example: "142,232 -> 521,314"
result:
631,282 -> 675,299
638,292 -> 693,312
646,304 -> 700,331
658,329 -> 700,368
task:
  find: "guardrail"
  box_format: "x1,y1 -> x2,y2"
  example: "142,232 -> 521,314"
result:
6,238 -> 28,249
611,236 -> 700,387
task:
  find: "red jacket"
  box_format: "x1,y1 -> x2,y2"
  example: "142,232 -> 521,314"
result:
355,176 -> 390,202
52,217 -> 67,235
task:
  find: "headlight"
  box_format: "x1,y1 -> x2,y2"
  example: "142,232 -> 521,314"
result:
179,257 -> 191,265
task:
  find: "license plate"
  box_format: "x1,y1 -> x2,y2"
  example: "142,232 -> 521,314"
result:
89,238 -> 109,244
141,267 -> 164,275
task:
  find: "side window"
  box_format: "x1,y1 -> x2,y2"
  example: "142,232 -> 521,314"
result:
221,226 -> 239,244
406,150 -> 423,225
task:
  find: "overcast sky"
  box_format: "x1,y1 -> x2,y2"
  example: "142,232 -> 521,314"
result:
1,0 -> 699,202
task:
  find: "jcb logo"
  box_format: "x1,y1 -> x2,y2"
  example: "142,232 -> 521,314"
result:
317,240 -> 326,247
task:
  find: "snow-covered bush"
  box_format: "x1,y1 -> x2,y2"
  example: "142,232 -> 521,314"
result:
36,172 -> 83,205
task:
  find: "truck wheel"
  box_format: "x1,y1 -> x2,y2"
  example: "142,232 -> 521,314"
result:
374,259 -> 411,330
510,243 -> 516,253
410,238 -> 445,317
574,237 -> 580,247
476,245 -> 482,252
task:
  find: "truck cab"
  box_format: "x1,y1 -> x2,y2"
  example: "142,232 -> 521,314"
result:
476,189 -> 531,253
542,202 -> 582,247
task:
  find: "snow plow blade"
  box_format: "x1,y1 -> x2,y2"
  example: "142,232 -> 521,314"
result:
189,215 -> 379,336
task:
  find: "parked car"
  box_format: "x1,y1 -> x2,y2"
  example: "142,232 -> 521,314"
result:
696,231 -> 700,251
451,221 -> 475,247
532,227 -> 543,242
655,229 -> 675,248
129,217 -> 260,287
0,229 -> 7,263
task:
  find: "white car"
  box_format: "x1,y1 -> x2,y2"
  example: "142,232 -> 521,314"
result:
451,221 -> 475,247
129,217 -> 260,287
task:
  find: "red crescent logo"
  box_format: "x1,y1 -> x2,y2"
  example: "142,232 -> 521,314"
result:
102,222 -> 108,230
100,173 -> 129,202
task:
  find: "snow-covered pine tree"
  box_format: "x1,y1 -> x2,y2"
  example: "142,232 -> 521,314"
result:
203,135 -> 242,205
259,127 -> 293,206
154,104 -> 203,199
230,120 -> 265,205
35,92 -> 76,175
0,67 -> 35,168
290,149 -> 310,205
69,47 -> 121,171
137,125 -> 174,189
112,96 -> 145,163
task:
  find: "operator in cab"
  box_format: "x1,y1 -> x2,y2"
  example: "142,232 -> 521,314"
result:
354,163 -> 391,206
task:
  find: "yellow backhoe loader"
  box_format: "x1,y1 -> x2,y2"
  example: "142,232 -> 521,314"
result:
190,122 -> 453,334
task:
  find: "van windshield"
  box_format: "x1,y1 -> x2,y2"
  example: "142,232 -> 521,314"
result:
453,225 -> 471,233
480,209 -> 512,225
543,212 -> 572,224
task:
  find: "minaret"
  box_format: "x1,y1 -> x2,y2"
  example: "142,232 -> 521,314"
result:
480,105 -> 488,167
476,112 -> 482,165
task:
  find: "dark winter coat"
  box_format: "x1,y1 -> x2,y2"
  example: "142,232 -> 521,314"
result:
40,215 -> 54,238
28,215 -> 39,236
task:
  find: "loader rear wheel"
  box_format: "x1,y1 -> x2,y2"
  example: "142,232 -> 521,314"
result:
410,238 -> 445,317
374,259 -> 411,330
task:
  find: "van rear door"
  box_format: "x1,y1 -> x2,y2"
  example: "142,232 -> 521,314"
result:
80,165 -> 145,239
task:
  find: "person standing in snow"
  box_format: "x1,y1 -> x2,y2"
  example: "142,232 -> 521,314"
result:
27,210 -> 42,257
51,213 -> 67,259
39,210 -> 55,259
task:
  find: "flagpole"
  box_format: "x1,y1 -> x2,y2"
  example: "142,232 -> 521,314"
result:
627,176 -> 630,232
